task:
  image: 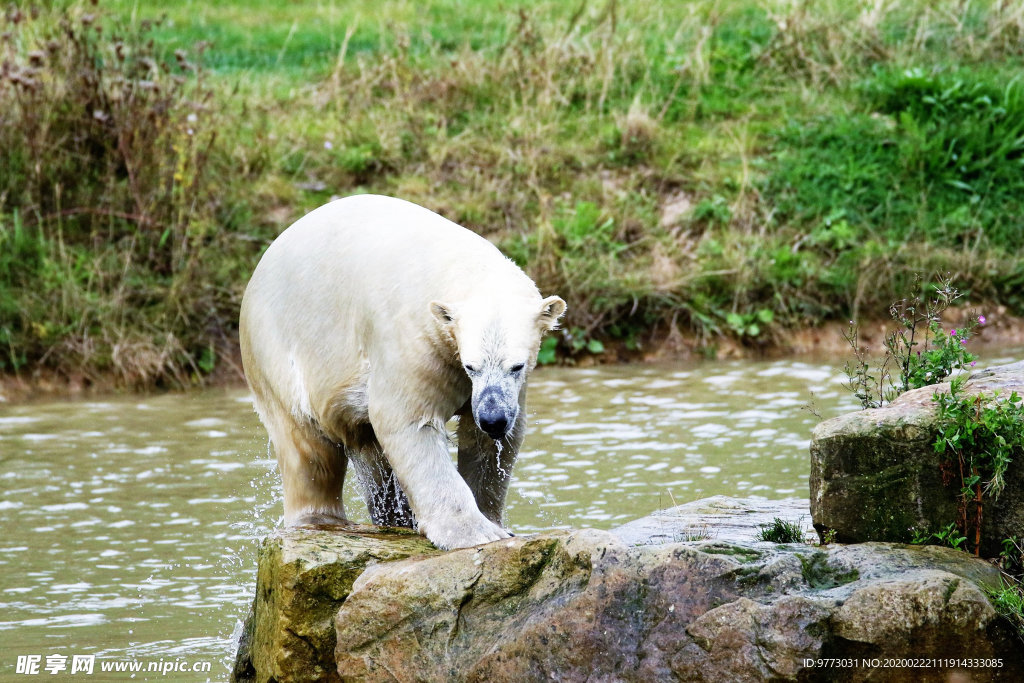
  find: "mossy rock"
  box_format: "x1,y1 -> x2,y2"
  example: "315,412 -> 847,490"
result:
810,361 -> 1024,558
232,506 -> 1022,683
231,525 -> 438,683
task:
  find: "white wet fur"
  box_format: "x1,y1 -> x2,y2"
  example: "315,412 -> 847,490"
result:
239,194 -> 566,549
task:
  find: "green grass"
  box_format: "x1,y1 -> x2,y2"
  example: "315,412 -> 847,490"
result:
755,517 -> 806,544
767,68 -> 1024,250
3,0 -> 1024,386
988,580 -> 1024,641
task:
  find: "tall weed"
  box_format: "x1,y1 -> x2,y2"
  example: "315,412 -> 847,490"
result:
0,3 -> 245,386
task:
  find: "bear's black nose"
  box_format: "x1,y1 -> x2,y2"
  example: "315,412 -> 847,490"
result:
479,412 -> 509,439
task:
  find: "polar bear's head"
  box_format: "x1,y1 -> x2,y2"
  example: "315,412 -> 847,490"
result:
430,295 -> 566,439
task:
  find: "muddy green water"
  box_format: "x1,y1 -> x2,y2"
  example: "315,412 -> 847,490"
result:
2,351 -> 1022,680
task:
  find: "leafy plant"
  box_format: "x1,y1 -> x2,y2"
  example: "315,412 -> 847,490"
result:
934,381 -> 1024,555
897,321 -> 978,394
910,522 -> 969,551
197,346 -> 217,374
840,272 -> 1021,558
552,202 -> 626,256
567,327 -> 605,355
536,335 -> 559,366
725,309 -> 773,339
842,275 -> 978,409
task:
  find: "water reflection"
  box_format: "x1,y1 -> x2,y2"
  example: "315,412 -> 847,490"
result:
0,351 -> 1020,678
0,394 -> 273,678
508,360 -> 874,531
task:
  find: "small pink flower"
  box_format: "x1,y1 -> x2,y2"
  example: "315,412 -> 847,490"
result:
971,361 -> 977,367
961,338 -> 967,345
978,315 -> 987,325
950,329 -> 957,336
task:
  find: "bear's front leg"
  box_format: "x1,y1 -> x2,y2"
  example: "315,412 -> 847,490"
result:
376,421 -> 510,550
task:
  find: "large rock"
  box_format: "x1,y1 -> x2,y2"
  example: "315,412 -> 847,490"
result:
232,500 -> 1023,683
810,360 -> 1024,557
231,525 -> 439,683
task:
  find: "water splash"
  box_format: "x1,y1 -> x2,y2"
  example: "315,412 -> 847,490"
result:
349,449 -> 414,528
493,438 -> 511,480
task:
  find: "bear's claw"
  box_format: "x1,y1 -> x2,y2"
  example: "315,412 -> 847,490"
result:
422,511 -> 511,550
292,512 -> 351,527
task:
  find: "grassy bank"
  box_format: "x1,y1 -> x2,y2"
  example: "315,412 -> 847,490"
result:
2,0 -> 1023,388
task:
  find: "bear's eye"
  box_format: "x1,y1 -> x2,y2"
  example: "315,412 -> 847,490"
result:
464,364 -> 478,374
510,363 -> 525,374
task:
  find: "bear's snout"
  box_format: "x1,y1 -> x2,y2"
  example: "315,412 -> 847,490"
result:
479,410 -> 509,439
476,386 -> 514,439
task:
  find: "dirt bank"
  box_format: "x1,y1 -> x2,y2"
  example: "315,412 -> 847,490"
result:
3,310 -> 1022,404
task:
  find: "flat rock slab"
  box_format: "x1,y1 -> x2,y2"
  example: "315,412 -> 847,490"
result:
232,504 -> 1024,683
611,495 -> 811,546
810,361 -> 1024,557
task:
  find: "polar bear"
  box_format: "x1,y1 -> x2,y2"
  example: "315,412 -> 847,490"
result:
239,194 -> 566,550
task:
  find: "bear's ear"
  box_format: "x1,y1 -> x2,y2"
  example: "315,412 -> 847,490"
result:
429,301 -> 458,327
536,296 -> 567,331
